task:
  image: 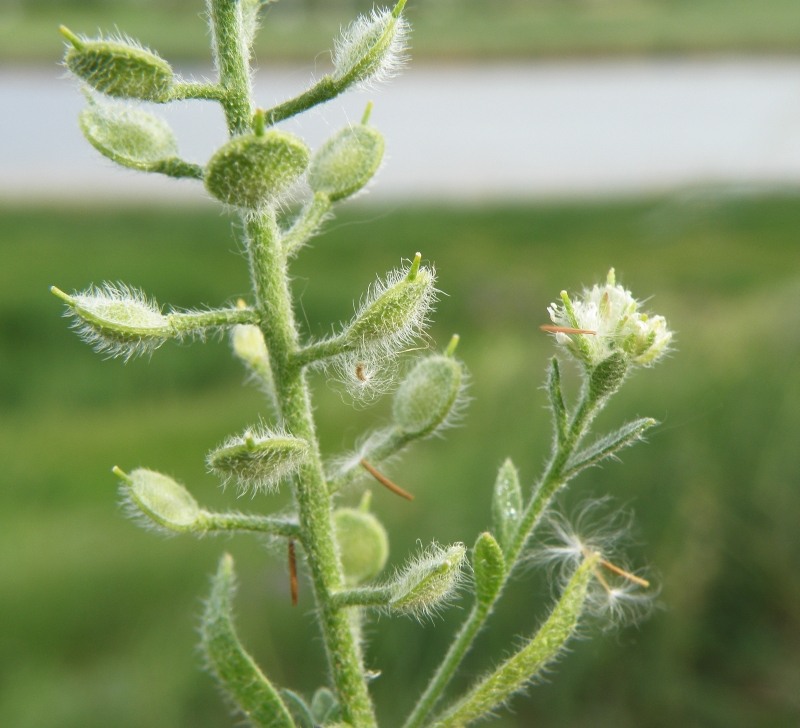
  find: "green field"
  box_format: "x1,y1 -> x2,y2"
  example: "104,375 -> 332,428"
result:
4,0 -> 800,64
2,195 -> 799,727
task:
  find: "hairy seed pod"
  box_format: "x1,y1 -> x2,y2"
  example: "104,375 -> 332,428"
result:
309,125 -> 384,202
122,468 -> 202,533
204,130 -> 310,209
61,27 -> 174,101
79,101 -> 178,172
345,254 -> 436,355
392,354 -> 464,438
333,507 -> 389,586
207,428 -> 309,493
388,542 -> 466,618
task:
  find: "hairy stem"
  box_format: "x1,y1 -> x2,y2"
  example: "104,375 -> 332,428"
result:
208,0 -> 254,135
402,386 -> 602,728
246,210 -> 377,727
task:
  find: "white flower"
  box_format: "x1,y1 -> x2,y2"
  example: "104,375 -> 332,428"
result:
546,268 -> 672,369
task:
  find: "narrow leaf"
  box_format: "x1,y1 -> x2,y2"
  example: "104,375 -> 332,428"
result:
280,690 -> 315,728
564,417 -> 657,479
547,357 -> 568,445
472,532 -> 505,608
490,459 -> 522,555
433,555 -> 598,728
201,554 -> 295,728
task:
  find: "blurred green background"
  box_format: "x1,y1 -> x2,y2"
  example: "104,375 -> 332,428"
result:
4,0 -> 800,63
2,1 -> 800,727
3,197 -> 799,727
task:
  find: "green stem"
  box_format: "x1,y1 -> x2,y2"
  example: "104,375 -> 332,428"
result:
246,210 -> 377,728
402,386 -> 602,728
330,586 -> 393,610
208,0 -> 254,135
198,511 -> 300,538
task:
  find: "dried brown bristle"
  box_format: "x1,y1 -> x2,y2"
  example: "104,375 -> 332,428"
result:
360,458 -> 415,501
288,539 -> 299,606
540,325 -> 597,335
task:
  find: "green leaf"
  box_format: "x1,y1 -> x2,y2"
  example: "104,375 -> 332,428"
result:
311,687 -> 341,723
280,690 -> 315,728
472,533 -> 505,608
490,459 -> 522,556
433,555 -> 598,727
546,357 -> 568,445
201,554 -> 296,728
564,417 -> 658,479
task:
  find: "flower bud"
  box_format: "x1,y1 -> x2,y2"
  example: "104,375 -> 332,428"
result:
207,427 -> 309,493
345,253 -> 436,356
388,542 -> 466,618
204,130 -> 310,209
332,1 -> 409,89
392,353 -> 464,438
61,26 -> 174,101
545,268 -> 673,370
333,506 -> 389,586
309,124 -> 384,202
118,467 -> 202,533
79,100 -> 178,173
51,283 -> 171,360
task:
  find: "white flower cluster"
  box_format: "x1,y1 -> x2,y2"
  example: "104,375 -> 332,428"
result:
546,268 -> 672,368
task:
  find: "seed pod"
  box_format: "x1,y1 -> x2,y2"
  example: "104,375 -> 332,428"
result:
392,354 -> 464,438
61,26 -> 174,101
333,507 -> 389,586
204,130 -> 309,209
345,253 -> 436,356
51,283 -> 171,360
332,1 -> 409,88
207,428 -> 309,494
79,100 -> 178,172
120,467 -> 202,533
309,124 -> 384,202
388,542 -> 466,618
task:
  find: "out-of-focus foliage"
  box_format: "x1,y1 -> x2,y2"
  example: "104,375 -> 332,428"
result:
2,194 -> 799,727
5,0 -> 800,61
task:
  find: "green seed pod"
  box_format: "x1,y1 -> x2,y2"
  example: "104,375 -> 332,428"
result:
332,1 -> 409,88
333,507 -> 389,586
388,542 -> 466,618
204,130 -> 310,209
472,532 -> 506,608
79,100 -> 178,173
207,428 -> 309,494
61,26 -> 174,101
51,283 -> 171,360
120,467 -> 202,533
392,354 -> 464,438
345,254 -> 436,355
309,125 -> 384,202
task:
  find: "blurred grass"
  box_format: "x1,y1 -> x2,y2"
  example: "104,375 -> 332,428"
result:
2,194 -> 800,727
4,0 -> 800,64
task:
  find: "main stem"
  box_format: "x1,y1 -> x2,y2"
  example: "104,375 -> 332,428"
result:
246,212 -> 377,727
402,387 -> 601,728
